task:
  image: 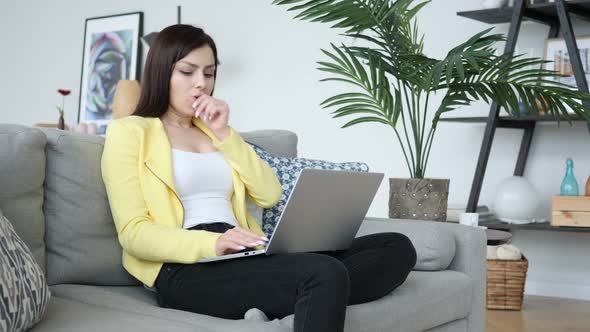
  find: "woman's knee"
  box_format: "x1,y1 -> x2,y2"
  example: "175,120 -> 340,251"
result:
396,233 -> 418,271
372,232 -> 417,269
299,253 -> 349,289
392,233 -> 417,264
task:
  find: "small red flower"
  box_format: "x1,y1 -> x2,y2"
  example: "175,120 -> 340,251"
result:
56,89 -> 72,117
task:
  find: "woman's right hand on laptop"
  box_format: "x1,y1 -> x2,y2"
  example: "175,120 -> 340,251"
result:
215,227 -> 269,256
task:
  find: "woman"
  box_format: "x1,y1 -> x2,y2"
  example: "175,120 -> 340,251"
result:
101,24 -> 417,332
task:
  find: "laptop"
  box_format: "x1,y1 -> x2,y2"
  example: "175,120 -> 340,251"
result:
197,168 -> 384,263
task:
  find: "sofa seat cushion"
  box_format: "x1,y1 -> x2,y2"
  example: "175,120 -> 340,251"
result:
49,285 -> 293,332
50,270 -> 470,332
357,218 -> 456,271
343,270 -> 472,331
29,296 -> 220,332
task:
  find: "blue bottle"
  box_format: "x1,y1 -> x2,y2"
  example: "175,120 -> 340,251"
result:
560,158 -> 579,196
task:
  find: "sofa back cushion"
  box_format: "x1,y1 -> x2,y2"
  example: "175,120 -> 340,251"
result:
41,127 -> 297,286
240,130 -> 298,225
248,143 -> 369,236
357,218 -> 456,271
41,128 -> 138,286
0,124 -> 47,273
241,130 -> 298,158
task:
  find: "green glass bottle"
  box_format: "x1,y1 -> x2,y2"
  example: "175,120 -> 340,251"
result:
560,158 -> 579,196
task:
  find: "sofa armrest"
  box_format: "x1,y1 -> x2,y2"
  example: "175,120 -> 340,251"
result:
358,217 -> 486,332
436,221 -> 486,332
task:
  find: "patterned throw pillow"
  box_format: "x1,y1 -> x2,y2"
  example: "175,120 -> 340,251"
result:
0,208 -> 50,332
248,143 -> 369,236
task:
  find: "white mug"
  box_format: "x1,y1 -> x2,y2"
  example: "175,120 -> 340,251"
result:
459,213 -> 479,227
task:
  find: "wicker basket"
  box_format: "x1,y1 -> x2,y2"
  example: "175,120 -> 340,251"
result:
486,255 -> 528,310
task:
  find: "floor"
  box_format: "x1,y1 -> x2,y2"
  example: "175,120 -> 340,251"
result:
486,295 -> 590,332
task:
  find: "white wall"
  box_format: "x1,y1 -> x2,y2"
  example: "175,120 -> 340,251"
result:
2,0 -> 589,300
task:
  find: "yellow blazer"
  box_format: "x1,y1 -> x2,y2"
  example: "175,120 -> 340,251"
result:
101,115 -> 282,287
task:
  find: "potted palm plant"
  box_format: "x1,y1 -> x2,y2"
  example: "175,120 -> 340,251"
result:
273,0 -> 590,221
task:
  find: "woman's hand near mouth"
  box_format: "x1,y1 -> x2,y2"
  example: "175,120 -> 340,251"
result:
192,94 -> 230,141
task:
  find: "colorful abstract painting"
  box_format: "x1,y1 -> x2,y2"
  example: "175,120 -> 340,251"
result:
79,12 -> 143,131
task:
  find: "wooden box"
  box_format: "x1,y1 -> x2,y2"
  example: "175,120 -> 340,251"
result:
551,196 -> 590,228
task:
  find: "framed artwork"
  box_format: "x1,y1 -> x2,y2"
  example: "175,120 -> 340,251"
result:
78,12 -> 143,134
544,36 -> 590,89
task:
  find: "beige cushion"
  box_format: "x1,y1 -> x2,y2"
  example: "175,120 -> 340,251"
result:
112,80 -> 141,119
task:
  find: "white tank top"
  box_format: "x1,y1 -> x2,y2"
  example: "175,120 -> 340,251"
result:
171,148 -> 238,229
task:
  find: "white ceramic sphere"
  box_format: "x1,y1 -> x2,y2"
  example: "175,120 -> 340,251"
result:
482,0 -> 508,9
493,176 -> 540,224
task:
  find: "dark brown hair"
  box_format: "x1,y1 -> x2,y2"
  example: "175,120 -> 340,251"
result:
133,24 -> 219,118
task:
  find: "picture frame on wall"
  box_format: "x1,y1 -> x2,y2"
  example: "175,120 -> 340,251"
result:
78,12 -> 143,134
543,36 -> 590,90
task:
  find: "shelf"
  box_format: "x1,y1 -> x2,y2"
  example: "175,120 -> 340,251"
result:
457,0 -> 590,25
478,219 -> 590,233
368,216 -> 590,233
439,114 -> 587,128
458,7 -> 514,24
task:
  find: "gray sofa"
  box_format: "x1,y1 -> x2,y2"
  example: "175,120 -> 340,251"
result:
0,123 -> 486,332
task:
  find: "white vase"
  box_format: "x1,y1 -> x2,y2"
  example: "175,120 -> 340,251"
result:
493,176 -> 542,224
482,0 -> 508,9
87,123 -> 98,135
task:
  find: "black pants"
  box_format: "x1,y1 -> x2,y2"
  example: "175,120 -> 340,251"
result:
155,223 -> 416,332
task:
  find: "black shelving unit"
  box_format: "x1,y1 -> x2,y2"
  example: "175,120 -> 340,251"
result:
477,220 -> 590,233
457,0 -> 590,24
441,114 -> 587,125
446,219 -> 590,233
446,0 -> 590,233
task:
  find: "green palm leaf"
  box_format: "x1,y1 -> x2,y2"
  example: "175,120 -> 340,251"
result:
429,28 -> 502,88
341,116 -> 390,128
316,43 -> 396,128
273,0 -> 391,33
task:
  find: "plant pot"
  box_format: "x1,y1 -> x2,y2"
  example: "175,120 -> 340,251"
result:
389,178 -> 450,222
